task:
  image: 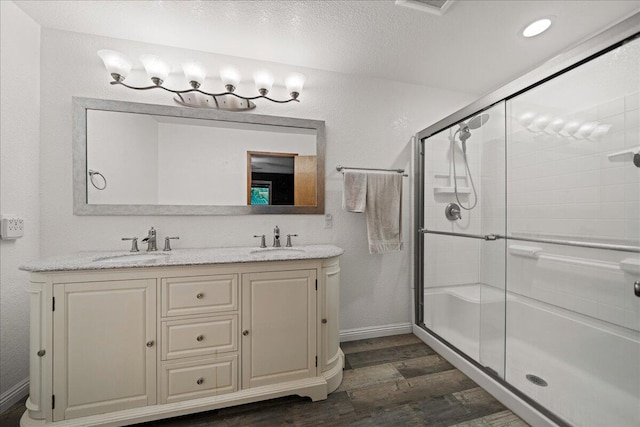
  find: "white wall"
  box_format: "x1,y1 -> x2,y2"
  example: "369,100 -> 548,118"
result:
0,0 -> 41,405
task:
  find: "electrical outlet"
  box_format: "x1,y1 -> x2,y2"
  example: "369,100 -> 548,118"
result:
324,213 -> 333,229
1,215 -> 24,240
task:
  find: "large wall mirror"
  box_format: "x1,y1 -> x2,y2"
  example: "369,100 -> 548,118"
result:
73,97 -> 325,215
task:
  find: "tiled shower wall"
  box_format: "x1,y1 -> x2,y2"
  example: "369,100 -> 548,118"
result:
423,127 -> 483,288
507,91 -> 639,243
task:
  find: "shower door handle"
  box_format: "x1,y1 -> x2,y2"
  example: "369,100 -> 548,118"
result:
419,228 -> 499,241
634,281 -> 640,297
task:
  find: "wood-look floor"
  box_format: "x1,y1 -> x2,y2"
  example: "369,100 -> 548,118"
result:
0,334 -> 528,426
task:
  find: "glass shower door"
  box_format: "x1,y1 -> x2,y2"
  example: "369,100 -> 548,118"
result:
420,101 -> 506,377
504,36 -> 640,426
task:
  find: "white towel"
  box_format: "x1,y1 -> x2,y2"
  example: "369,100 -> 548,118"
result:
342,171 -> 367,213
365,173 -> 403,254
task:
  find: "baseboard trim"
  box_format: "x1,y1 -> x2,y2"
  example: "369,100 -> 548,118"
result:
0,377 -> 29,414
339,322 -> 413,342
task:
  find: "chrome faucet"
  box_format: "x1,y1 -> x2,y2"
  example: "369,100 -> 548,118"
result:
286,234 -> 298,248
142,227 -> 157,251
122,237 -> 139,252
253,234 -> 267,248
273,225 -> 281,247
163,236 -> 179,251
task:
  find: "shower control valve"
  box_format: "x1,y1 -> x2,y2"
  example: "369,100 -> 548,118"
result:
445,203 -> 462,221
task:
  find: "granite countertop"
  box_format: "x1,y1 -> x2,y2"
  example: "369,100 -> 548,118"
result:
20,245 -> 345,273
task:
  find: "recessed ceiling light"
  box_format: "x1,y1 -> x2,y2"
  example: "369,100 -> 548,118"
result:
522,18 -> 552,38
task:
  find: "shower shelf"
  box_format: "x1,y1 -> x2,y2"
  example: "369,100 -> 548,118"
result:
433,186 -> 471,194
607,146 -> 639,161
433,173 -> 471,194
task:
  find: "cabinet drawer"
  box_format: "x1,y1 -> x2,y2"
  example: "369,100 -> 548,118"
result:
161,314 -> 238,360
160,355 -> 238,404
162,274 -> 238,317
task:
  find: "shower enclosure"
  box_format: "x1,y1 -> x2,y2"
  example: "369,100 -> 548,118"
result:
415,16 -> 639,427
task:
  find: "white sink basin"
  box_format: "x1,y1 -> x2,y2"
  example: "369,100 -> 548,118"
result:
249,248 -> 305,255
94,253 -> 170,263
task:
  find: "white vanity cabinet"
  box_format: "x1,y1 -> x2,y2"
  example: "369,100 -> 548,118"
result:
21,253 -> 342,427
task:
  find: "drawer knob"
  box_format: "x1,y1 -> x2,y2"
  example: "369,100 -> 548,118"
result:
197,377 -> 204,385
242,330 -> 249,336
146,340 -> 155,348
196,335 -> 204,342
37,349 -> 46,357
196,293 -> 204,299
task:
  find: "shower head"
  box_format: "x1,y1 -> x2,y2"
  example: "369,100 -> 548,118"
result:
457,113 -> 490,150
466,114 -> 490,130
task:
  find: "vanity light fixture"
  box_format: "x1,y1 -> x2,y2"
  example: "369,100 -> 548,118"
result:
97,50 -> 305,111
522,18 -> 552,38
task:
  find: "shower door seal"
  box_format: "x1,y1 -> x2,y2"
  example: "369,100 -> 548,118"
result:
419,228 -> 640,253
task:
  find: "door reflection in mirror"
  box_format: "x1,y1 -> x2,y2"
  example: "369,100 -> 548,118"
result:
247,152 -> 317,206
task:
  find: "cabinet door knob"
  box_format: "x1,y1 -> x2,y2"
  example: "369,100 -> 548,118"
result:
196,335 -> 204,342
197,377 -> 204,385
37,350 -> 46,357
321,318 -> 328,324
242,330 -> 249,336
196,293 -> 204,299
146,340 -> 155,348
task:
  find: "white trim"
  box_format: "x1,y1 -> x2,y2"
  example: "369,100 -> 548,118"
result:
339,322 -> 413,342
0,377 -> 29,414
412,326 -> 560,427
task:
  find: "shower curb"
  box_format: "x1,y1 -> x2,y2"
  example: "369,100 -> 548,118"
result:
413,325 -> 565,427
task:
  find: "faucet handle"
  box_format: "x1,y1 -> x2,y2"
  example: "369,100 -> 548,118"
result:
163,236 -> 179,251
253,235 -> 267,248
286,234 -> 298,248
122,237 -> 139,252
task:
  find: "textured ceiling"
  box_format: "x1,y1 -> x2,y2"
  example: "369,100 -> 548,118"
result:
15,0 -> 640,96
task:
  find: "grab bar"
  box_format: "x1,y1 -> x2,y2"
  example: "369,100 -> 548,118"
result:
418,228 -> 640,253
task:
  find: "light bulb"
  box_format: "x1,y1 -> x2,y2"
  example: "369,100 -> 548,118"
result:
285,73 -> 305,99
589,124 -> 612,139
574,122 -> 598,139
546,118 -> 565,134
220,67 -> 241,92
522,18 -> 552,38
140,54 -> 171,85
182,61 -> 206,89
560,121 -> 581,137
253,69 -> 274,96
97,50 -> 132,82
529,115 -> 550,132
517,112 -> 536,127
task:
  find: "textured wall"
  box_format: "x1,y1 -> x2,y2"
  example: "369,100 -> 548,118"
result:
0,1 -> 41,398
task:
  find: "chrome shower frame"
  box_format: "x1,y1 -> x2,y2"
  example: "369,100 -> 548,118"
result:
413,12 -> 640,427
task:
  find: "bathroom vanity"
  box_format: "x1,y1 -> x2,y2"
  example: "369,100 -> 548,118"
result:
19,245 -> 343,426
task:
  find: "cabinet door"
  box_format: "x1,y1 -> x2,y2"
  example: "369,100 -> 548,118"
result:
241,269 -> 316,389
53,279 -> 156,421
